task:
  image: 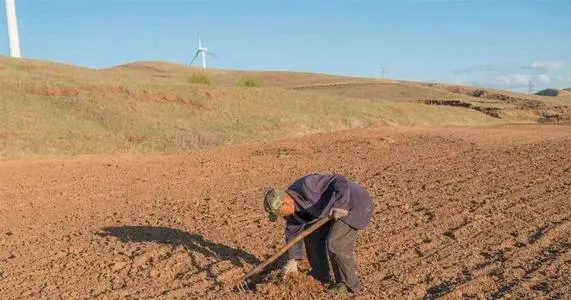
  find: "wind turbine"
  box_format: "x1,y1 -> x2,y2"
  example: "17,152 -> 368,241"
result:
4,0 -> 21,58
190,31 -> 216,68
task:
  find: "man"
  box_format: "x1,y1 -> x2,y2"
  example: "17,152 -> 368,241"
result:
263,173 -> 374,294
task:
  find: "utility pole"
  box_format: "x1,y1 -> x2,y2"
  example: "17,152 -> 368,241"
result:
528,78 -> 534,95
4,0 -> 21,58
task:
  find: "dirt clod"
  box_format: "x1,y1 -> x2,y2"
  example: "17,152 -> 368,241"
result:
111,262 -> 129,272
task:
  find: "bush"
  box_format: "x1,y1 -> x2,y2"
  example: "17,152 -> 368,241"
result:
236,79 -> 260,87
189,74 -> 210,85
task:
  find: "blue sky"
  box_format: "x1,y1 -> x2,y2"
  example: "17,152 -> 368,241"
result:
1,0 -> 570,92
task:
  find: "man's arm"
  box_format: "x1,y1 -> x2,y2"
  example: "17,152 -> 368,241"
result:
284,218 -> 304,260
330,175 -> 351,211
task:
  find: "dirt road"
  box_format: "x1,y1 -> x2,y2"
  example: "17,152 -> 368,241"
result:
1,124 -> 570,299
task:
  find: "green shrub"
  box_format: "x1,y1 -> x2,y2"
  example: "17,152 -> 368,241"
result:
237,78 -> 260,87
189,74 -> 210,85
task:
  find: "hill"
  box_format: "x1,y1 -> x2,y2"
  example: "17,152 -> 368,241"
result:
535,88 -> 571,97
108,61 -> 570,124
1,56 -> 569,157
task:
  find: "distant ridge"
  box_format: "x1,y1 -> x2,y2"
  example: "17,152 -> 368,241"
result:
535,88 -> 571,97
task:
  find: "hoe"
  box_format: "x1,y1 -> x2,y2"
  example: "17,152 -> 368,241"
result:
232,216 -> 333,292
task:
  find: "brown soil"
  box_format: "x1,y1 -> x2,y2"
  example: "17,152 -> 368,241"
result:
1,124 -> 570,299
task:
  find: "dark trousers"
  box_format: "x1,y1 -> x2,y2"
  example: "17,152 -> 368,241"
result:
303,220 -> 361,292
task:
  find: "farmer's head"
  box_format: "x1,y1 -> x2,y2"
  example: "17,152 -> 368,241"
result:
263,188 -> 294,222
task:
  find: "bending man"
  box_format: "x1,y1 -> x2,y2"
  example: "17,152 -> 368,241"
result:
263,173 -> 374,294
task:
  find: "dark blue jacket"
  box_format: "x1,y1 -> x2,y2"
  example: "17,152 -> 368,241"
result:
283,173 -> 374,259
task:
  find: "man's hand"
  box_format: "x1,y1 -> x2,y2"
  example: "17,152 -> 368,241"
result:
329,208 -> 349,220
282,259 -> 298,277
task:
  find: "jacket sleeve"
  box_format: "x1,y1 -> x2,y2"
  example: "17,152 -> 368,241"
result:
330,175 -> 351,211
284,217 -> 305,260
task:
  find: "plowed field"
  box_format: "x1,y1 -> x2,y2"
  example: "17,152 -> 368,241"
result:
1,124 -> 570,299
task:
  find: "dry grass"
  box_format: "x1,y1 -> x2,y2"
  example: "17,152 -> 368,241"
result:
2,56 -> 567,157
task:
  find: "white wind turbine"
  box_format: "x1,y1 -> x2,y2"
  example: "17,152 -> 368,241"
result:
190,31 -> 216,68
4,0 -> 21,58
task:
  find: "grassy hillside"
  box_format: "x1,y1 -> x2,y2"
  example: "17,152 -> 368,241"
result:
104,61 -> 570,123
288,81 -> 571,123
1,56 -> 565,157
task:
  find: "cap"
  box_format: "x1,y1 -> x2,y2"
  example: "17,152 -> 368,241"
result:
263,188 -> 284,222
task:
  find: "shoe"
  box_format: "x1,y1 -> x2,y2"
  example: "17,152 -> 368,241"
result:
309,271 -> 332,285
326,282 -> 349,294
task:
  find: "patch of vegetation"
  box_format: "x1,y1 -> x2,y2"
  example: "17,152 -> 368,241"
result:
189,73 -> 211,85
236,78 -> 261,87
535,88 -> 560,97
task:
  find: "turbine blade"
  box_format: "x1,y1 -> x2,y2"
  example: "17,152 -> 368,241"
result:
206,51 -> 217,58
190,51 -> 200,64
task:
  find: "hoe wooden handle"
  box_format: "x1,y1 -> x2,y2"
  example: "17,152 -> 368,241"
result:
234,216 -> 333,286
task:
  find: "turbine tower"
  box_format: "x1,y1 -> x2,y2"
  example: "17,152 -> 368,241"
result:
4,0 -> 21,58
190,31 -> 215,68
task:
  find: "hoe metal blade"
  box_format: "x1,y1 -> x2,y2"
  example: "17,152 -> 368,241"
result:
234,280 -> 250,292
